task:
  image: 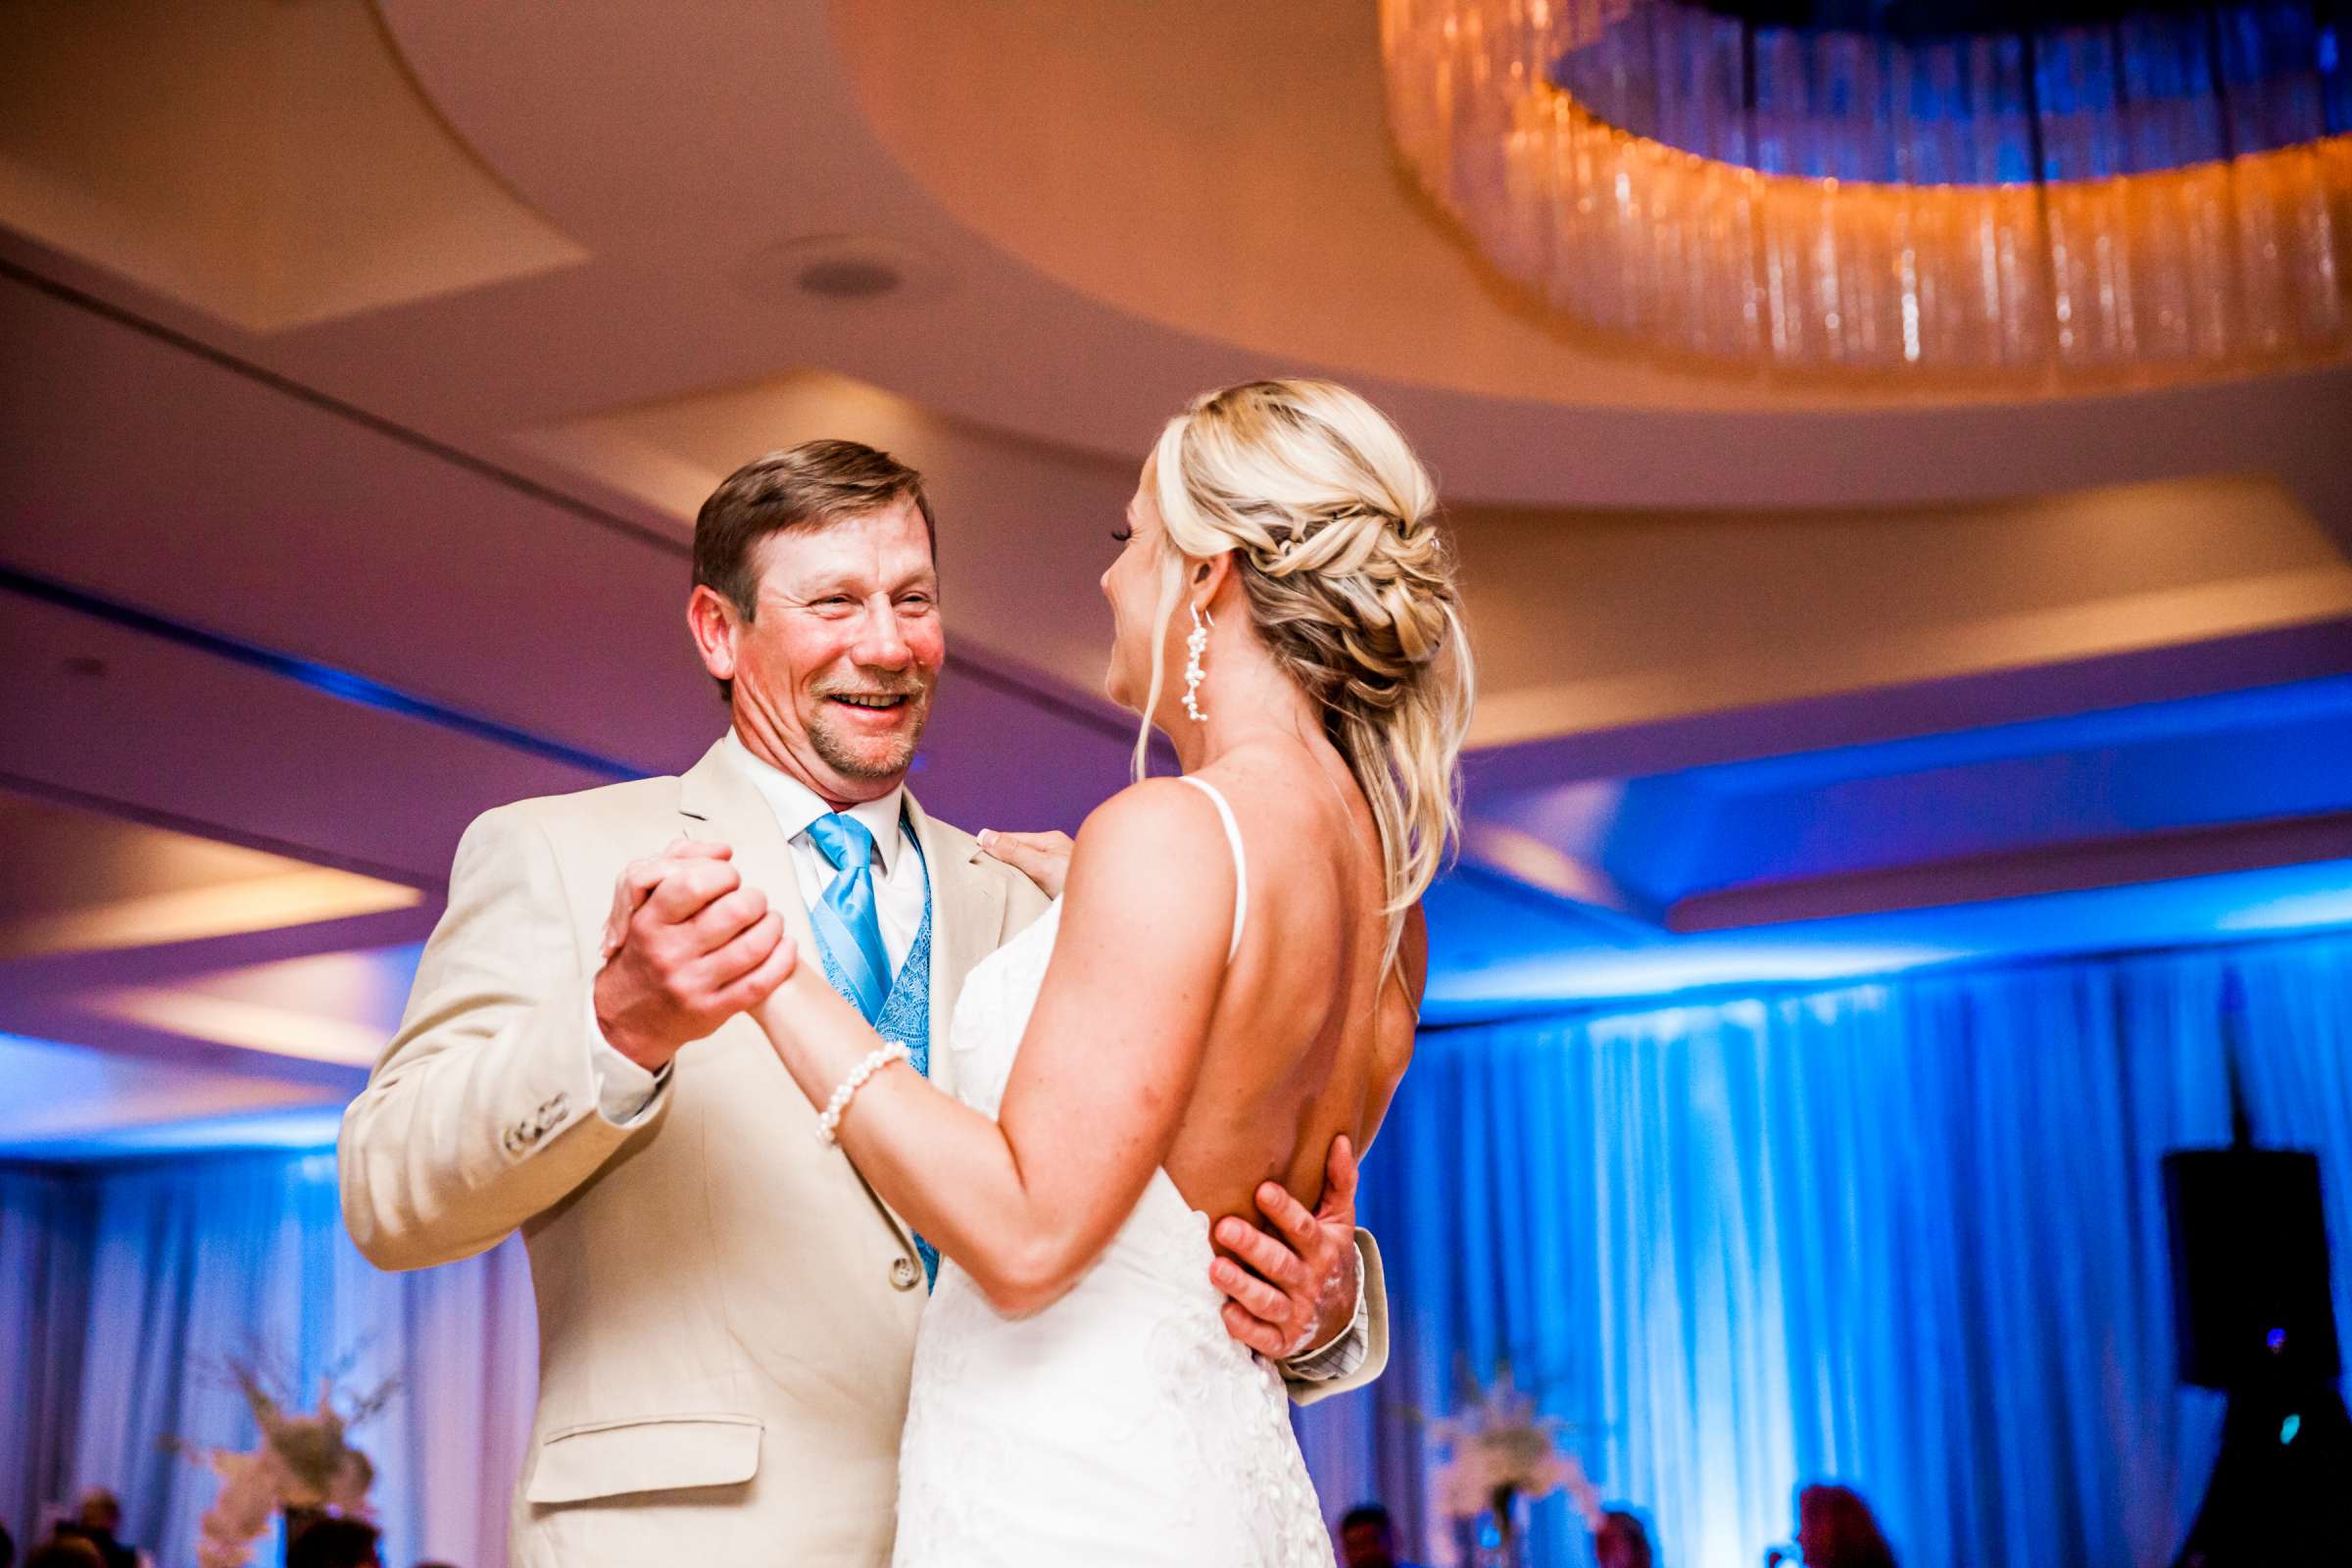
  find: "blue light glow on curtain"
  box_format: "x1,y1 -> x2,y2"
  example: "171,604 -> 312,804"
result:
7,929 -> 2351,1568
1297,931 -> 2352,1568
0,1165 -> 92,1546
0,1152 -> 535,1568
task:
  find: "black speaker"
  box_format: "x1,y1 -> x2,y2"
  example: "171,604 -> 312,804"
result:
2165,1149 -> 2341,1390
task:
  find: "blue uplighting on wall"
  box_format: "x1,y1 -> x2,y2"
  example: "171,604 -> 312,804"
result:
0,1032 -> 347,1162
1434,672 -> 2352,1019
1427,855 -> 2352,1020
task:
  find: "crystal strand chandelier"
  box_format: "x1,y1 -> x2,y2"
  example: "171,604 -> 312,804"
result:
1382,0 -> 2352,383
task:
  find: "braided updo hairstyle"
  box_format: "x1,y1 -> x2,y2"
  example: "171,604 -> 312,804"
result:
1140,379 -> 1475,966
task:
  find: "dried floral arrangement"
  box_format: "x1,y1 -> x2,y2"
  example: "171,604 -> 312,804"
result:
164,1354 -> 396,1568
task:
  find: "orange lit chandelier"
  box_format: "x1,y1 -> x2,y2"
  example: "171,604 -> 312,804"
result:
1381,0 -> 2352,381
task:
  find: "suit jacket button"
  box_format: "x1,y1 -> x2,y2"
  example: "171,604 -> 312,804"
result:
889,1256 -> 920,1292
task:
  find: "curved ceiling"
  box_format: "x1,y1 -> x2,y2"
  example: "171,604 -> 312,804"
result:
2,0 -> 2346,780
832,2 -> 2352,411
355,0 -> 2352,512
0,0 -> 584,332
831,0 -> 1764,413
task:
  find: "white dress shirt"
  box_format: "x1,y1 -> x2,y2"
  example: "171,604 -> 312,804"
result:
591,733 -> 929,1123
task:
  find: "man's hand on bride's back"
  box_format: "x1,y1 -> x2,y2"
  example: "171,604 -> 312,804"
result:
593,840 -> 797,1072
978,828 -> 1074,899
1209,1135 -> 1363,1361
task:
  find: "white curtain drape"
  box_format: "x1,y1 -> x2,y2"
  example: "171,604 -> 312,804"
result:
2,1152 -> 534,1568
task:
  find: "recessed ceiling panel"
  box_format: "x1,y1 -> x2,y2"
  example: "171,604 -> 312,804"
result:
0,792 -> 419,962
0,0 -> 587,331
78,944 -> 421,1070
1456,474 -> 2352,748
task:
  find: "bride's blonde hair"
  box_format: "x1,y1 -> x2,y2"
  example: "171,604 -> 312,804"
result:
1137,378 -> 1475,966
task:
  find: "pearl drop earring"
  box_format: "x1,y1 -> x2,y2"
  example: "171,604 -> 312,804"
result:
1183,605 -> 1212,722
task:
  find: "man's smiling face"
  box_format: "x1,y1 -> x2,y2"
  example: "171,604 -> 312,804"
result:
702,496 -> 944,805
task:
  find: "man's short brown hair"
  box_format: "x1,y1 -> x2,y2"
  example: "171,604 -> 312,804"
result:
693,439 -> 938,702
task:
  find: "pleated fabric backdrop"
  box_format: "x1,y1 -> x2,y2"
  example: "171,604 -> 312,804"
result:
1296,933 -> 2352,1568
4,931 -> 2349,1568
0,1152 -> 533,1568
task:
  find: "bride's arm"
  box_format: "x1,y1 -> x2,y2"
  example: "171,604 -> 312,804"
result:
754,780 -> 1231,1315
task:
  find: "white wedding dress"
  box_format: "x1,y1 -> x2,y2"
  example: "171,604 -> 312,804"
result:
892,777 -> 1333,1567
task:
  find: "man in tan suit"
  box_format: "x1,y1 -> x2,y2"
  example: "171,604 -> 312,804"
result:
340,442 -> 1386,1566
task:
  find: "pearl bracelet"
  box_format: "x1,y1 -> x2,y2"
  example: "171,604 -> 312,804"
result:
815,1042 -> 911,1146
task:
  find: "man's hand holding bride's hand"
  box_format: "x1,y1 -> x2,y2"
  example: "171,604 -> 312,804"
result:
594,839 -> 798,1072
1209,1135 -> 1363,1361
978,828 -> 1073,900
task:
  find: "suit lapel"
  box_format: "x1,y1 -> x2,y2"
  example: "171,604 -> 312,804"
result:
675,741 -> 817,964
906,791 -> 1002,1102
677,740 -> 918,1257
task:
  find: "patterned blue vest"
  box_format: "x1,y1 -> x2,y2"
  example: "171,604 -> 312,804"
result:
812,826 -> 937,1285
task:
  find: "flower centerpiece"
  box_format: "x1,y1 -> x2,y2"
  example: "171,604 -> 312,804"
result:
166,1357 -> 396,1568
1428,1362 -> 1595,1566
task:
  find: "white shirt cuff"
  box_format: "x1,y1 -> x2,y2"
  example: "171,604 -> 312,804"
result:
587,994 -> 669,1127
1283,1248 -> 1370,1383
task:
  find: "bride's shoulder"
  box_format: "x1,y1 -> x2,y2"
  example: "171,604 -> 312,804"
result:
1066,779 -> 1237,884
1077,776 -> 1225,845
1042,781 -> 1238,951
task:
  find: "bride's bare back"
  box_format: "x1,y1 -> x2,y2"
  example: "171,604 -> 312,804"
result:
1159,735 -> 1424,1229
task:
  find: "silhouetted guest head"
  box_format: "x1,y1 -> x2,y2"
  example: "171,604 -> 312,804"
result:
59,1492 -> 132,1568
1797,1485 -> 1898,1568
1595,1509 -> 1656,1568
0,1519 -> 15,1568
1339,1501 -> 1399,1568
286,1516 -> 382,1568
24,1539 -> 103,1568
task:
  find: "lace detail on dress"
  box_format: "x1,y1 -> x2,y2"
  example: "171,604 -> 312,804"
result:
891,903 -> 1332,1567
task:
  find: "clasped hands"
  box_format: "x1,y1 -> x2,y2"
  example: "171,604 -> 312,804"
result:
591,838 -> 1362,1360
592,840 -> 792,1073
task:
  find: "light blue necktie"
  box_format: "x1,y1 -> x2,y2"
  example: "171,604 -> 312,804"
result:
805,812 -> 893,1024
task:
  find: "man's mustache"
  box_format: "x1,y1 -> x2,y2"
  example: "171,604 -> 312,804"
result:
815,674 -> 932,701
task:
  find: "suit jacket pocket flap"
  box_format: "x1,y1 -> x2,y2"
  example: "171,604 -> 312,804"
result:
524,1413 -> 762,1504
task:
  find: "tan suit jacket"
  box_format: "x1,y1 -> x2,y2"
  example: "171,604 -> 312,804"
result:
339,738 -> 1387,1567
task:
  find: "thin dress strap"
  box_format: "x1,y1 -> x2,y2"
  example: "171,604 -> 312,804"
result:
1176,775 -> 1248,963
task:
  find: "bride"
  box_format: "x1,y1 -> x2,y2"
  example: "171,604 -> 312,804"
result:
753,378 -> 1473,1564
